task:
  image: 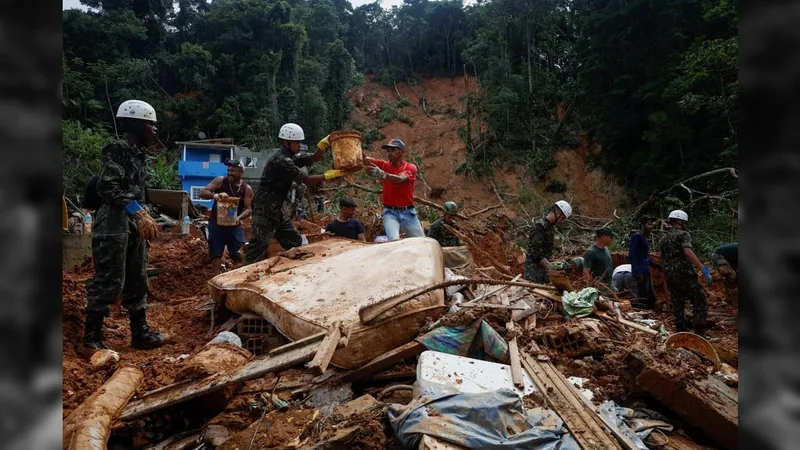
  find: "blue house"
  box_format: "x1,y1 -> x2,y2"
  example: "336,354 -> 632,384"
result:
177,140 -> 236,209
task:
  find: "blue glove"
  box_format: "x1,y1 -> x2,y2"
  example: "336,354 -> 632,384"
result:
124,201 -> 143,216
701,265 -> 712,285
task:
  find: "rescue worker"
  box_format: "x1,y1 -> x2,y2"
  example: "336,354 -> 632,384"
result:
427,201 -> 462,247
710,242 -> 738,307
611,264 -> 636,294
245,124 -> 345,264
82,99 -> 166,354
523,200 -> 572,283
199,159 -> 253,274
628,215 -> 662,309
659,210 -> 713,336
363,138 -> 425,241
583,228 -> 614,284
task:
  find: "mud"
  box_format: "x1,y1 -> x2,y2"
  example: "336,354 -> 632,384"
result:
218,409 -> 320,449
62,238 -> 215,418
174,343 -> 252,382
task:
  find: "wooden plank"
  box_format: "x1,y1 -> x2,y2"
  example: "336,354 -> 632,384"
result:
626,349 -> 738,450
506,322 -> 524,388
120,334 -> 348,421
306,322 -> 342,375
342,341 -> 425,382
268,330 -> 328,357
521,345 -> 625,450
460,304 -> 526,310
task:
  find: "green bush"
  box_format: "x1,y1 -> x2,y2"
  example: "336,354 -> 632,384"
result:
63,119 -> 111,196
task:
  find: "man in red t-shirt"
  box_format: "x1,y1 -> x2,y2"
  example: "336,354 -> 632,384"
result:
364,138 -> 425,240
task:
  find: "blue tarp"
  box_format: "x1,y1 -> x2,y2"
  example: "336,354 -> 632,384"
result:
388,389 -> 580,449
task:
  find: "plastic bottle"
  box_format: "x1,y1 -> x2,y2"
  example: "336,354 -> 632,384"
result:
182,216 -> 191,235
82,212 -> 93,234
301,235 -> 309,246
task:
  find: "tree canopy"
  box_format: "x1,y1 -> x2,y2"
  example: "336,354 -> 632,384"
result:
63,0 -> 737,196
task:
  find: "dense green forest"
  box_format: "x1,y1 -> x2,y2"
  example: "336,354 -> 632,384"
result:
63,0 -> 737,200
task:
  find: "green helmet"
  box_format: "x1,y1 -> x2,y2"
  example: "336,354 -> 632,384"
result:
443,201 -> 458,215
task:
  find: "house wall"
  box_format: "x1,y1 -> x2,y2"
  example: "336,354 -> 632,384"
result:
182,177 -> 215,209
178,144 -> 234,208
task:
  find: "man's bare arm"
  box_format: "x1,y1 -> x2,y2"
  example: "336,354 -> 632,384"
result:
199,177 -> 224,199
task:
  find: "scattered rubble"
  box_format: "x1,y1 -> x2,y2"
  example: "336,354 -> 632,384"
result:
62,211 -> 737,449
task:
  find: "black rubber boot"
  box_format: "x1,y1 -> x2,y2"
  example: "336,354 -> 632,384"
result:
80,312 -> 108,356
130,308 -> 167,350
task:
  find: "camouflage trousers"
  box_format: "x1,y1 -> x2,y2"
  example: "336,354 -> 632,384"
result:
244,218 -> 303,264
523,257 -> 549,284
710,252 -> 738,307
86,231 -> 148,316
665,272 -> 708,331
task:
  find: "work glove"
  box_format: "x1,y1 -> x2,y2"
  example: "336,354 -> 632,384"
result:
317,135 -> 330,152
324,169 -> 346,180
367,165 -> 388,180
134,210 -> 159,241
701,265 -> 712,285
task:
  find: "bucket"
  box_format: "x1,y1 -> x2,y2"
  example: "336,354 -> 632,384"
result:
216,196 -> 240,226
329,130 -> 364,172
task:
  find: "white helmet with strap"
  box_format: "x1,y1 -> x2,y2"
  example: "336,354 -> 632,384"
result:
278,123 -> 305,141
116,100 -> 157,123
668,209 -> 689,222
554,200 -> 572,219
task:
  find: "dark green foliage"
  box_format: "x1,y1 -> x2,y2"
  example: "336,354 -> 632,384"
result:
63,0 -> 736,205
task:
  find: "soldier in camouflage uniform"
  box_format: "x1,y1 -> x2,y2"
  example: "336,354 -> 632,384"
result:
710,242 -> 738,308
523,200 -> 572,283
245,125 -> 346,264
82,100 -> 166,355
427,201 -> 462,247
659,210 -> 713,336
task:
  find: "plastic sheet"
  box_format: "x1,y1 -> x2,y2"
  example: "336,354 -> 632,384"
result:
562,287 -> 599,318
387,389 -> 579,450
418,319 -> 509,363
598,400 -> 674,450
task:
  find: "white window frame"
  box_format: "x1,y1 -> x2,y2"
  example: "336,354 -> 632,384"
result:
190,186 -> 205,201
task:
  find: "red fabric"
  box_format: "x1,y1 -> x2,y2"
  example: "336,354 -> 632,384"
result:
372,159 -> 417,207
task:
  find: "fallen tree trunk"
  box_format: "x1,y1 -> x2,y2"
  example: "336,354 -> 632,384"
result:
64,366 -> 144,450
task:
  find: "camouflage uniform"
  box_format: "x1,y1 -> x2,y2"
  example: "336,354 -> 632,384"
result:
524,217 -> 555,283
246,148 -> 312,263
86,139 -> 150,316
427,218 -> 461,247
710,243 -> 738,307
659,228 -> 708,332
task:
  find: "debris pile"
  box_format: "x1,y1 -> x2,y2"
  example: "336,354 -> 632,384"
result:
61,217 -> 738,450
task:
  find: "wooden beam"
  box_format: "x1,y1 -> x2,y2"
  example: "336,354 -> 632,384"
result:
626,349 -> 738,450
306,323 -> 342,375
120,333 -> 349,421
506,322 -> 524,388
268,330 -> 328,357
342,341 -> 425,382
520,343 -> 626,450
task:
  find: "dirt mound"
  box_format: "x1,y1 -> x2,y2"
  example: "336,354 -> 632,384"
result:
62,236 -> 216,418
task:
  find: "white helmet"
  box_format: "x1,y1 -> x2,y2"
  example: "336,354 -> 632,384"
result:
668,209 -> 689,222
116,100 -> 157,123
554,200 -> 572,218
278,123 -> 305,141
